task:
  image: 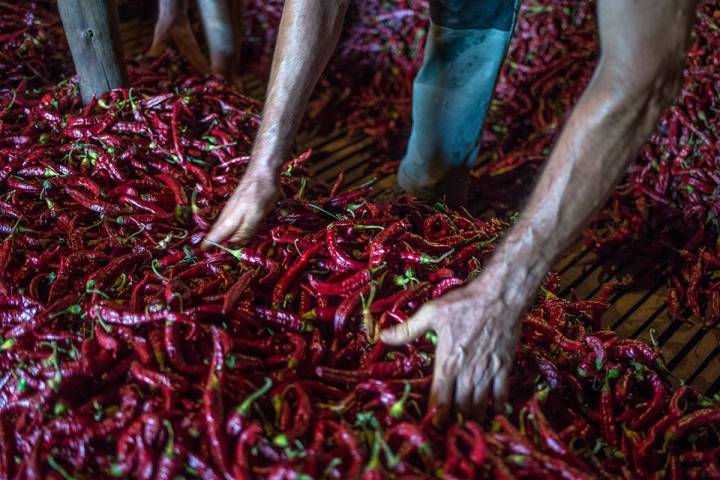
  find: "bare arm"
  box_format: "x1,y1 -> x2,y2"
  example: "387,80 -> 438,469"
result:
383,0 -> 698,421
204,0 -> 350,246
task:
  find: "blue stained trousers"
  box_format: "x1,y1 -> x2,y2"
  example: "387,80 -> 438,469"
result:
397,0 -> 521,194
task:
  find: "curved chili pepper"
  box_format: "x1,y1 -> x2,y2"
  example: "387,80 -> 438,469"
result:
326,223 -> 365,272
272,241 -> 324,308
204,327 -> 233,479
222,269 -> 255,315
628,370 -> 666,430
665,408 -> 720,444
333,285 -> 367,336
308,267 -> 377,297
369,220 -> 409,268
431,277 -> 464,298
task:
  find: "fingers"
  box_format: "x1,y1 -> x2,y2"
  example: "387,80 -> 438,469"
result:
202,206 -> 239,250
428,345 -> 455,427
227,212 -> 263,244
468,356 -> 511,423
471,382 -> 489,423
203,198 -> 267,249
203,174 -> 280,249
380,308 -> 433,346
492,361 -> 511,414
455,368 -> 475,420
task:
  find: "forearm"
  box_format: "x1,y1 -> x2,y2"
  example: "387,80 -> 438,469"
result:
471,70 -> 677,308
250,0 -> 350,175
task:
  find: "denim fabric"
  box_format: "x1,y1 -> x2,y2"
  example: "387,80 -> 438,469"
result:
398,0 -> 520,192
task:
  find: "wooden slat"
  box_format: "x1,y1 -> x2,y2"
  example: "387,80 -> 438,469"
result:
669,328 -> 720,386
690,347 -> 720,394
559,251 -> 607,296
610,286 -> 665,337
309,136 -> 374,173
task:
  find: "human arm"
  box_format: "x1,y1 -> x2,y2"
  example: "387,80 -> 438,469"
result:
204,0 -> 350,246
382,0 -> 698,422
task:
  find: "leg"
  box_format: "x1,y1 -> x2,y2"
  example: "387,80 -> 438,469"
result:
57,0 -> 127,104
197,0 -> 244,89
147,0 -> 211,75
398,0 -> 519,206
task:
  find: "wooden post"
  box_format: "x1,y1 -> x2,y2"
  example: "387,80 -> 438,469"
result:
57,0 -> 128,104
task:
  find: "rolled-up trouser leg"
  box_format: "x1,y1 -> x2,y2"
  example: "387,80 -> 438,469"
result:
398,0 -> 520,198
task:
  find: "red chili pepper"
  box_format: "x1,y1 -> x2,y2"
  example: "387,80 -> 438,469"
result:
665,408 -> 720,444
326,223 -> 365,272
528,396 -> 576,462
308,267 -> 377,297
0,419 -> 16,479
273,382 -> 312,440
119,194 -> 173,218
607,339 -> 661,367
629,370 -> 667,430
222,269 -> 255,315
65,187 -> 120,215
155,173 -> 188,205
89,302 -> 196,334
272,241 -> 324,308
431,277 -> 464,298
706,287 -> 720,327
687,256 -> 703,318
369,220 -> 409,268
204,327 -> 233,478
333,285 -> 367,336
523,318 -> 586,353
164,321 -> 207,377
599,378 -> 618,449
240,305 -> 308,333
232,421 -> 262,480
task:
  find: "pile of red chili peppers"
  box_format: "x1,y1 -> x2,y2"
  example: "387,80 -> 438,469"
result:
0,1 -> 72,90
2,0 -> 720,478
246,0 -> 720,327
0,61 -> 719,480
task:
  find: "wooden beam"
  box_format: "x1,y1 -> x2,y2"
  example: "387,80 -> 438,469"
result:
57,0 -> 128,104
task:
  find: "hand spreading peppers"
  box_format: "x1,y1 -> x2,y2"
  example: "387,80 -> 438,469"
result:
206,0 -> 701,425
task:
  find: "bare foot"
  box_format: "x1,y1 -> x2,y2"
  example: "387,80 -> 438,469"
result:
146,0 -> 211,74
169,18 -> 211,74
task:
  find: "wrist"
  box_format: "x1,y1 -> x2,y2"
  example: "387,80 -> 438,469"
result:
467,234 -> 552,310
245,162 -> 280,187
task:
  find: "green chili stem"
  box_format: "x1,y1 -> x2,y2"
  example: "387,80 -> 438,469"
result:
237,377 -> 273,416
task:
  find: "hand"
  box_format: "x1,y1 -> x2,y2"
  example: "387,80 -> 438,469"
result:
202,168 -> 280,247
381,281 -> 524,424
